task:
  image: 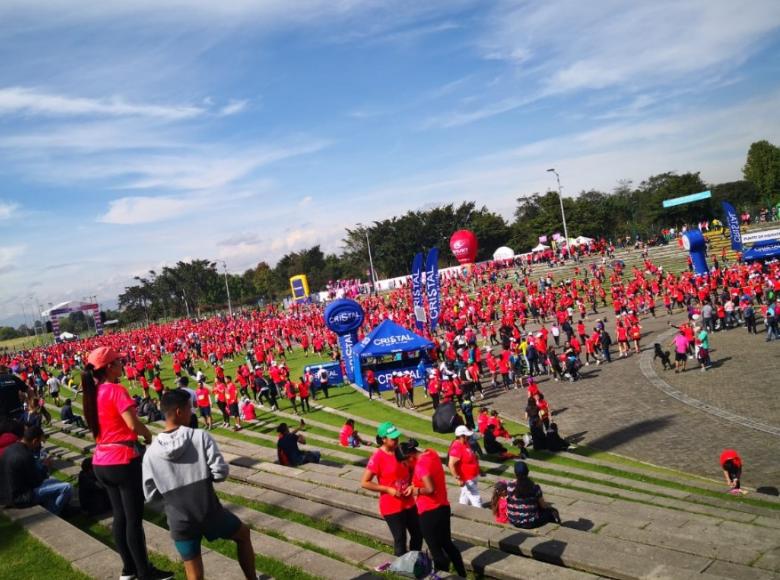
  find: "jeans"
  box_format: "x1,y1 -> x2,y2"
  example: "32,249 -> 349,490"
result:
419,505 -> 466,577
94,458 -> 152,579
384,507 -> 423,556
32,478 -> 72,515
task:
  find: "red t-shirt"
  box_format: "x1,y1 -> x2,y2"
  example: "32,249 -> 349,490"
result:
93,382 -> 139,467
449,439 -> 480,481
196,386 -> 210,408
366,448 -> 414,516
412,449 -> 449,514
226,383 -> 238,405
339,424 -> 354,446
214,383 -> 226,403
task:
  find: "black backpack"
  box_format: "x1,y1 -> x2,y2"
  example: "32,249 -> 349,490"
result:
432,401 -> 459,433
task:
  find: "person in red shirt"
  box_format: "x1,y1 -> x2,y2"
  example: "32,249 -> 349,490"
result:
399,441 -> 466,578
297,377 -> 310,413
152,373 -> 164,400
448,425 -> 482,507
195,380 -> 213,430
225,377 -> 241,431
360,422 -> 422,558
213,379 -> 229,428
365,368 -> 379,400
81,347 -> 171,580
284,380 -> 299,415
720,449 -> 747,495
339,418 -> 369,447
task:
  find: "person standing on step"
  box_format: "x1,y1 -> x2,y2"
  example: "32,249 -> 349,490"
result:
195,380 -> 213,430
398,440 -> 467,578
361,422 -> 422,559
81,346 -> 173,580
448,425 -> 482,507
142,389 -> 257,580
317,366 -> 330,399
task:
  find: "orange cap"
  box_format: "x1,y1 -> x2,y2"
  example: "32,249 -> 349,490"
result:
86,346 -> 124,370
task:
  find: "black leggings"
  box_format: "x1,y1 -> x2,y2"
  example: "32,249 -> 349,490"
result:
94,458 -> 151,578
420,505 -> 466,577
384,507 -> 423,556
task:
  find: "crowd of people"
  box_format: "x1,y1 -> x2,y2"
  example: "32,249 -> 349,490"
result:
1,243 -> 779,578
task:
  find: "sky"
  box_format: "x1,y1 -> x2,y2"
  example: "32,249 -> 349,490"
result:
1,0 -> 780,326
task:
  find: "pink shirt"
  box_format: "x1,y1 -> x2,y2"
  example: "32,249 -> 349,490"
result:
93,382 -> 139,466
673,334 -> 689,354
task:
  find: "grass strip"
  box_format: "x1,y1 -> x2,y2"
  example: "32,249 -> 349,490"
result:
0,512 -> 92,580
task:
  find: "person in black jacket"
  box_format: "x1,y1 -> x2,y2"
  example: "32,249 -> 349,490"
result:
0,425 -> 72,514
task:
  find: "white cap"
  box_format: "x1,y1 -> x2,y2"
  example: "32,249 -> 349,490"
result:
455,425 -> 473,437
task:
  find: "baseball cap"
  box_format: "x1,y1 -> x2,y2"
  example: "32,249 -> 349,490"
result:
377,421 -> 402,439
86,347 -> 124,370
454,425 -> 473,437
398,439 -> 420,458
514,461 -> 530,477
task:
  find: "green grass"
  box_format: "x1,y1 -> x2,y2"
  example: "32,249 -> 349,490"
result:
71,513 -> 188,578
0,333 -> 53,351
0,513 -> 92,580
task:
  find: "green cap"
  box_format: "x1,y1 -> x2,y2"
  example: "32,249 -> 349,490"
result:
377,421 -> 401,439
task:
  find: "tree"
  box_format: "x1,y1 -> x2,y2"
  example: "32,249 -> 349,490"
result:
742,140 -> 780,206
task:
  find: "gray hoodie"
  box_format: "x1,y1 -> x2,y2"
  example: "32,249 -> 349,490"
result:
142,426 -> 229,540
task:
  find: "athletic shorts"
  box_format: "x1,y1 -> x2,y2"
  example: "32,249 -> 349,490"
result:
198,406 -> 211,417
229,403 -> 239,417
675,352 -> 687,362
174,509 -> 242,560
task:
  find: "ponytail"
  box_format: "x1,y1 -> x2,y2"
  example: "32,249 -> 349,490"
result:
81,364 -> 103,439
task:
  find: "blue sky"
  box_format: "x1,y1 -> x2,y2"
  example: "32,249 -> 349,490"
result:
1,0 -> 780,325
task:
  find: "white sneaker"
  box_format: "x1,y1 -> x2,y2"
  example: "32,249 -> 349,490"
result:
120,575 -> 137,580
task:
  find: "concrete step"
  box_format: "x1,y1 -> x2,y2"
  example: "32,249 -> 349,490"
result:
226,466 -> 763,579
3,505 -> 124,579
217,480 -> 598,580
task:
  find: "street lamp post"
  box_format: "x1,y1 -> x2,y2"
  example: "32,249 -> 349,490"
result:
216,260 -> 233,316
365,230 -> 377,293
547,168 -> 570,251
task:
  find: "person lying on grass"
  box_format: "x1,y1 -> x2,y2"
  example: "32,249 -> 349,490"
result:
142,389 -> 256,580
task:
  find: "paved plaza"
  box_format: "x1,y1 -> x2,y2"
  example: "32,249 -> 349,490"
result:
490,309 -> 780,491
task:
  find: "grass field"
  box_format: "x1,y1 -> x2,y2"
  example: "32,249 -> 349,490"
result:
0,333 -> 53,351
0,513 -> 92,580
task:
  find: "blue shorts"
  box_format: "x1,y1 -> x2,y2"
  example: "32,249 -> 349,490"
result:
173,510 -> 242,561
199,406 -> 211,417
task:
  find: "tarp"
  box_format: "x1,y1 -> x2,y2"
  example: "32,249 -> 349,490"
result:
58,332 -> 78,341
742,239 -> 780,261
492,246 -> 515,261
571,236 -> 594,246
354,319 -> 434,357
531,243 -> 550,252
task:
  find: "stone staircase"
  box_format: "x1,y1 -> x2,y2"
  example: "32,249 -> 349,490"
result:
33,386 -> 780,580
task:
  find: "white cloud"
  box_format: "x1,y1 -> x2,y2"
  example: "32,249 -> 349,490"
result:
0,245 -> 26,274
0,86 -> 204,120
219,99 -> 249,116
429,0 -> 780,128
298,196 -> 313,207
98,196 -> 195,225
0,200 -> 18,219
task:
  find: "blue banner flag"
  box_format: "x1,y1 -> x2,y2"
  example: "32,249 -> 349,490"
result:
662,190 -> 711,208
411,252 -> 424,331
424,248 -> 441,331
721,201 -> 742,251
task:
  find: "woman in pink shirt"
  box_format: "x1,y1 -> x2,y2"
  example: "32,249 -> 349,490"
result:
82,347 -> 171,580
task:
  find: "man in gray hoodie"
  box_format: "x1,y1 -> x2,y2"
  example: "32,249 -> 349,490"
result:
142,389 -> 256,580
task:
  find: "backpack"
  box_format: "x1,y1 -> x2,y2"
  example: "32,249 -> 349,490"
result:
388,550 -> 433,579
432,401 -> 458,433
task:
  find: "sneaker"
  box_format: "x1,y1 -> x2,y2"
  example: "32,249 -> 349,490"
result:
728,488 -> 741,495
145,567 -> 174,580
119,574 -> 136,580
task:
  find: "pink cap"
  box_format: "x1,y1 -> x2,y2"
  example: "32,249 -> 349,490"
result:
86,346 -> 124,370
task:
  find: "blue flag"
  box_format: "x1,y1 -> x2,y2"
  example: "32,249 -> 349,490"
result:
721,201 -> 742,251
425,248 -> 440,331
411,252 -> 424,331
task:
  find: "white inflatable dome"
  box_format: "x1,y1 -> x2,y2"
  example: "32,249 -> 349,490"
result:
493,246 -> 515,261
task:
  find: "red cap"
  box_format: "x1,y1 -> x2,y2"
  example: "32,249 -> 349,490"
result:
86,346 -> 124,370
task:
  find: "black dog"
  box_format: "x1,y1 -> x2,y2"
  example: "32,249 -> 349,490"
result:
653,343 -> 673,370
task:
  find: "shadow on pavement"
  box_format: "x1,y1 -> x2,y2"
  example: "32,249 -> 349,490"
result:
579,415 -> 676,452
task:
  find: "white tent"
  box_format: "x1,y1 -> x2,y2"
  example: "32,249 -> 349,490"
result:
58,331 -> 78,341
571,235 -> 594,246
492,246 -> 515,261
531,243 -> 550,252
